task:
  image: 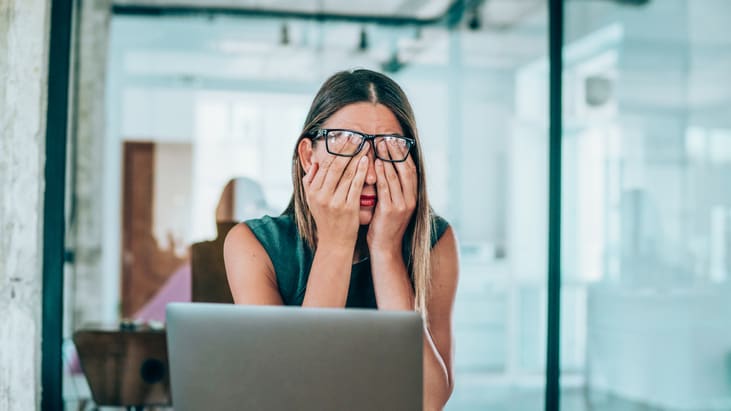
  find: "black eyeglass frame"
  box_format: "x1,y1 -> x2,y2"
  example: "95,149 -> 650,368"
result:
310,128 -> 415,163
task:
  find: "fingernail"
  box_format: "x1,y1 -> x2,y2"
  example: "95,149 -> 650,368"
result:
360,156 -> 367,164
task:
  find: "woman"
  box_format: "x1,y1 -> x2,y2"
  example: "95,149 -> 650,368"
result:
224,69 -> 459,410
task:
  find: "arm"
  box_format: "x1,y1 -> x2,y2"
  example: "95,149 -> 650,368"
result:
370,226 -> 459,411
299,150 -> 369,307
224,222 -> 358,307
300,239 -> 354,307
225,148 -> 369,307
366,146 -> 458,410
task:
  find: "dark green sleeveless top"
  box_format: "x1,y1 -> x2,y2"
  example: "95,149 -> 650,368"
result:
244,213 -> 450,308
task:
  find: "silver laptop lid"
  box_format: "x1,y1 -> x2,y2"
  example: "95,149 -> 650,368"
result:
166,303 -> 423,411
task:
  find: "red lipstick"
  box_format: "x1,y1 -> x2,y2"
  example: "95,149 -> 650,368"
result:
360,195 -> 377,207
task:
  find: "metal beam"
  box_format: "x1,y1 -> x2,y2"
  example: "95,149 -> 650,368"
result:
545,0 -> 563,410
111,0 -> 482,28
42,0 -> 72,409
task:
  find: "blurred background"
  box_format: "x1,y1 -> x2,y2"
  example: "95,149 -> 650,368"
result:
60,0 -> 731,409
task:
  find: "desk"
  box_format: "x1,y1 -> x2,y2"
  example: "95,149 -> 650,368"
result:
73,327 -> 171,409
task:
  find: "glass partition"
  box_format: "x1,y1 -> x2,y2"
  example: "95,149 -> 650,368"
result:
561,1 -> 731,409
62,2 -> 551,409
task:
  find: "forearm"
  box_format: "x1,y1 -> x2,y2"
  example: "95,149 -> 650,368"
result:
302,242 -> 353,307
370,252 -> 452,410
422,326 -> 452,410
370,251 -> 414,310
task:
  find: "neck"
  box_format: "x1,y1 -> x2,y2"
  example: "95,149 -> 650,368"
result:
353,226 -> 369,263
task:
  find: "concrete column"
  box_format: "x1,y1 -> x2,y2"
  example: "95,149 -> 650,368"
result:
0,0 -> 51,409
67,0 -> 111,329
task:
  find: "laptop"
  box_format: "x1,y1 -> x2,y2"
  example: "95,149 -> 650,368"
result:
166,303 -> 423,411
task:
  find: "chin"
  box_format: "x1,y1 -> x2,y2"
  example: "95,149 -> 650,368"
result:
359,209 -> 374,225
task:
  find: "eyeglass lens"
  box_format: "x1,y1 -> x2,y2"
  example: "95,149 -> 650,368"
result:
325,130 -> 410,162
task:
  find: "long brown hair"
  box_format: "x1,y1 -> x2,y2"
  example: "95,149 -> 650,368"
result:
284,69 -> 435,317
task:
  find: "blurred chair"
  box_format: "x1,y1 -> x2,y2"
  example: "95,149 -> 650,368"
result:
191,221 -> 237,303
191,177 -> 275,303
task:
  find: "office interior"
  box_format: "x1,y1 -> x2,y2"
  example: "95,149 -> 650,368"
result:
2,0 -> 731,410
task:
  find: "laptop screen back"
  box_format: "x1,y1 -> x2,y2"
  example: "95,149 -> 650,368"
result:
166,303 -> 422,411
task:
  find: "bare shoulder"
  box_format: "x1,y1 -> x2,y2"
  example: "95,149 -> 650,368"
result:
430,226 -> 459,289
224,222 -> 281,304
224,222 -> 276,274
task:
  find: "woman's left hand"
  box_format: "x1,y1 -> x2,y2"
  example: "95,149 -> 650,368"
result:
366,147 -> 418,256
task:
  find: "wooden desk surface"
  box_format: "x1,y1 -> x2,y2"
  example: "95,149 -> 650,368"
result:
73,328 -> 170,407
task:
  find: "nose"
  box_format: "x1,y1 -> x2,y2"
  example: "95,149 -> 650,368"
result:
361,144 -> 377,186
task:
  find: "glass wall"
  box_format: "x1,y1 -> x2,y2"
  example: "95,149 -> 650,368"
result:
62,2 -> 552,409
561,1 -> 731,410
58,1 -> 731,410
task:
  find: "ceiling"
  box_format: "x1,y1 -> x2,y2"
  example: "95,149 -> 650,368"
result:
110,0 -> 549,81
107,0 -> 731,109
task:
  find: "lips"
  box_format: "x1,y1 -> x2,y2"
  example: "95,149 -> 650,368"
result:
360,195 -> 377,207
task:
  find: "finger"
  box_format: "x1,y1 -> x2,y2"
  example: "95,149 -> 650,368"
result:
383,159 -> 405,206
311,154 -> 345,191
302,162 -> 318,187
346,156 -> 369,204
375,159 -> 392,203
330,142 -> 370,194
392,155 -> 417,199
309,158 -> 330,190
386,139 -> 400,160
332,154 -> 365,204
320,155 -> 353,193
375,139 -> 391,162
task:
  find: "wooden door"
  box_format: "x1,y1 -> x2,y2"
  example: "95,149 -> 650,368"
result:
121,142 -> 184,317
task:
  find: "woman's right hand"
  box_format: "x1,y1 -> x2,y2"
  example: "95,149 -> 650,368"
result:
302,149 -> 369,248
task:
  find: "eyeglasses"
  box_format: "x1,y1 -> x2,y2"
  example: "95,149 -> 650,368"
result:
310,129 -> 414,163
